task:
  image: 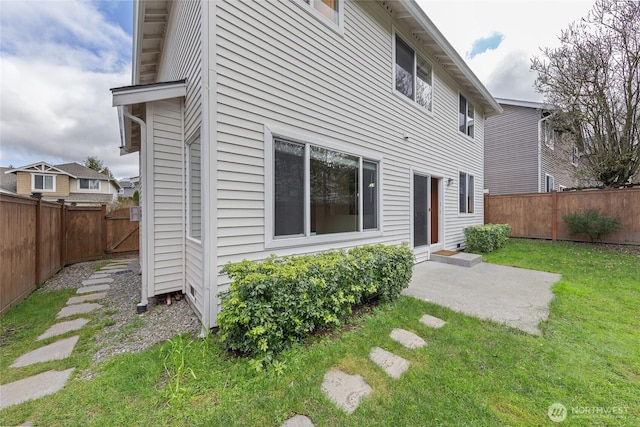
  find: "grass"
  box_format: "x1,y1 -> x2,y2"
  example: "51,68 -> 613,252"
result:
1,239 -> 638,426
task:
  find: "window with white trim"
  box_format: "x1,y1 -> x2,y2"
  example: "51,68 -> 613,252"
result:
394,35 -> 433,111
274,138 -> 378,238
459,172 -> 474,214
459,94 -> 474,138
187,133 -> 202,240
571,145 -> 579,166
300,0 -> 341,26
545,174 -> 554,192
33,174 -> 54,192
79,179 -> 100,190
541,114 -> 556,149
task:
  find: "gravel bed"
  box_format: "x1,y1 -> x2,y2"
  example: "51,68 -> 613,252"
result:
41,257 -> 201,373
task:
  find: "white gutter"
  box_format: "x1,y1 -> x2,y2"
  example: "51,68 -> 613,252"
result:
122,108 -> 149,313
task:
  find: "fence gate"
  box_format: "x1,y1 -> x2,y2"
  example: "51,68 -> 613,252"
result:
105,207 -> 139,256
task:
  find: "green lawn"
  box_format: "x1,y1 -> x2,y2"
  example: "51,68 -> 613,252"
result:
1,239 -> 638,426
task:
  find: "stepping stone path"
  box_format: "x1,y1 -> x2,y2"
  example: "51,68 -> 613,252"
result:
311,312 -> 447,423
1,259 -> 136,410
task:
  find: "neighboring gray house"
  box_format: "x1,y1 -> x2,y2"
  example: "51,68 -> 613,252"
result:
111,0 -> 502,327
485,98 -> 581,195
118,176 -> 140,198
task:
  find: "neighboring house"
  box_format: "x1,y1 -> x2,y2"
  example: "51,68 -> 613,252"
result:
2,162 -> 121,206
111,0 -> 502,327
118,176 -> 141,198
484,98 -> 582,195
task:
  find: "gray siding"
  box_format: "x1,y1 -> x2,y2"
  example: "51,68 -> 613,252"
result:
214,0 -> 487,285
158,0 -> 204,311
485,104 -> 540,194
148,99 -> 184,296
540,134 -> 580,191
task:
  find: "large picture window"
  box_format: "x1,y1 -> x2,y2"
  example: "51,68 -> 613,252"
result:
187,134 -> 202,240
395,35 -> 433,111
459,172 -> 474,214
274,138 -> 378,238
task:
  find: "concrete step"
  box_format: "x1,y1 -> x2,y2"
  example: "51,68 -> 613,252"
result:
431,251 -> 482,267
389,328 -> 426,349
369,347 -> 410,379
10,336 -> 79,368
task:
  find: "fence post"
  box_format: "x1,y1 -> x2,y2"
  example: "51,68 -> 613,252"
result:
58,199 -> 66,267
551,191 -> 558,241
101,204 -> 108,259
32,193 -> 43,286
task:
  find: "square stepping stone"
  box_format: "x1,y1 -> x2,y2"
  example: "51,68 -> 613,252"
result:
420,314 -> 446,329
321,369 -> 372,415
369,347 -> 410,379
281,415 -> 314,427
10,336 -> 79,367
390,328 -> 426,349
57,303 -> 102,318
0,368 -> 75,410
66,293 -> 106,305
81,277 -> 114,286
77,284 -> 110,294
38,318 -> 89,340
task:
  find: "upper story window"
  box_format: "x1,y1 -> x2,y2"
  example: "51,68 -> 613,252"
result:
301,0 -> 341,26
33,174 -> 55,192
540,113 -> 556,149
571,145 -> 579,166
545,174 -> 555,192
79,179 -> 100,190
459,94 -> 474,138
459,172 -> 474,214
394,35 -> 433,111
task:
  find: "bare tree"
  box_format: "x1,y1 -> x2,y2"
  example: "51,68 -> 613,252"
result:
531,0 -> 640,187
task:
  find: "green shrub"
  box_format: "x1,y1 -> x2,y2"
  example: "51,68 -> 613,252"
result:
217,244 -> 414,358
464,224 -> 512,253
562,209 -> 622,241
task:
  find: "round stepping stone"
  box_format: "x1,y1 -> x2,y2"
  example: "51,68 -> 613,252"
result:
77,284 -> 110,294
81,277 -> 114,286
66,293 -> 106,305
420,314 -> 446,329
369,347 -> 410,379
321,369 -> 372,415
57,303 -> 102,318
389,328 -> 426,349
281,415 -> 314,427
37,318 -> 89,341
10,336 -> 79,367
0,368 -> 75,410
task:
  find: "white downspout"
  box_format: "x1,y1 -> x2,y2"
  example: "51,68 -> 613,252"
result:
123,109 -> 149,313
537,116 -> 543,193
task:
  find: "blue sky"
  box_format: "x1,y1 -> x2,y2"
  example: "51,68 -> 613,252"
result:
1,0 -> 595,179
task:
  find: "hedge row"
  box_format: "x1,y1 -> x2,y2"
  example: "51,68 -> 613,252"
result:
217,244 -> 414,357
464,224 -> 511,253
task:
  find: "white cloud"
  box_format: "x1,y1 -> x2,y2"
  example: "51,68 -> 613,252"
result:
0,0 -> 137,179
417,0 -> 594,102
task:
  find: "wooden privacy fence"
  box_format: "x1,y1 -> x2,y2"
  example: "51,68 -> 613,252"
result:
1,193 -> 139,314
484,187 -> 640,244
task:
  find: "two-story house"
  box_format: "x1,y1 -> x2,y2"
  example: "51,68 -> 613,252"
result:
111,0 -> 502,327
484,98 -> 582,195
2,162 -> 121,206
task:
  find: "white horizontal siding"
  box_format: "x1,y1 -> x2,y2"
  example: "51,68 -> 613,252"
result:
150,99 -> 184,295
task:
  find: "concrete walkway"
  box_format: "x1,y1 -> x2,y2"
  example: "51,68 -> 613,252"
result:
0,259 -> 136,411
403,261 -> 560,335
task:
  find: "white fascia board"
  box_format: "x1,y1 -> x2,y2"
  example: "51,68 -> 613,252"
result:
496,97 -> 555,110
132,0 -> 143,84
112,82 -> 187,107
403,0 -> 502,116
